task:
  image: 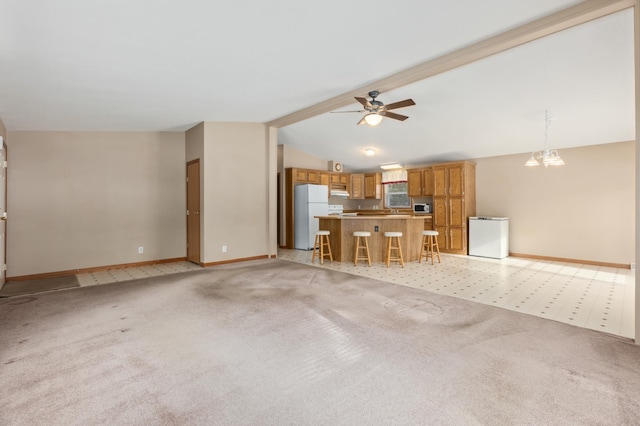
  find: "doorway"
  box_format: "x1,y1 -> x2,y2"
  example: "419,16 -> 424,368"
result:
186,159 -> 201,264
277,172 -> 281,247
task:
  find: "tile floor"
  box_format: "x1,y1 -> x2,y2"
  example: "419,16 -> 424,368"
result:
76,261 -> 203,287
74,252 -> 635,339
278,249 -> 636,339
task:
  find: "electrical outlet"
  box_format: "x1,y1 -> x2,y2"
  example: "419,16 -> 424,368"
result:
138,246 -> 144,254
374,226 -> 379,232
222,245 -> 227,253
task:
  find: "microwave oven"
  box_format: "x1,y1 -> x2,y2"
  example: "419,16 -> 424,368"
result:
413,203 -> 430,214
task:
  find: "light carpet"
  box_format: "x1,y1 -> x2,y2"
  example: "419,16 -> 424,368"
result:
1,259 -> 639,425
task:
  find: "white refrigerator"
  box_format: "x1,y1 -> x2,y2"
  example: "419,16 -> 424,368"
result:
294,184 -> 329,250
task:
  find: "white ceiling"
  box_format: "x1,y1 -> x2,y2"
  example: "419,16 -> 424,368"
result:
0,1 -> 635,170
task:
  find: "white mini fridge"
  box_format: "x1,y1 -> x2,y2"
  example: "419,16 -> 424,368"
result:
294,184 -> 329,250
469,217 -> 509,259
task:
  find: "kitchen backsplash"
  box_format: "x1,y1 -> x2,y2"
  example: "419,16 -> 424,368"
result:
333,196 -> 433,211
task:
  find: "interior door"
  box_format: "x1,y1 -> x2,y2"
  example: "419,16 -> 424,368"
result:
0,140 -> 7,286
186,159 -> 201,264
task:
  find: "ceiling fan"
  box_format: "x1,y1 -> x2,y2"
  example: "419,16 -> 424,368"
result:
332,90 -> 416,126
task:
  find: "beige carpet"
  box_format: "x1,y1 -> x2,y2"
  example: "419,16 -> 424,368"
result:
1,259 -> 639,425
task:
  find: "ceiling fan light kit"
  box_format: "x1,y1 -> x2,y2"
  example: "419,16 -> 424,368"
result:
363,113 -> 383,126
332,90 -> 416,126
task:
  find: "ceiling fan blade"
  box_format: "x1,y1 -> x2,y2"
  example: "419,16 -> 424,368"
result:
357,116 -> 367,125
355,97 -> 372,108
384,99 -> 416,110
381,111 -> 409,121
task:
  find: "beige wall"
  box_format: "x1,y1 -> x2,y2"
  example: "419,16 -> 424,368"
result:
201,122 -> 268,263
476,141 -> 635,265
7,131 -> 186,277
281,144 -> 328,170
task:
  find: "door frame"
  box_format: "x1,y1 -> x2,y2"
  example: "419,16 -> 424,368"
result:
186,159 -> 201,265
0,139 -> 7,286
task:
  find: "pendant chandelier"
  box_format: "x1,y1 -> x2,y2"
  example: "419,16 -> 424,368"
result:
525,110 -> 565,168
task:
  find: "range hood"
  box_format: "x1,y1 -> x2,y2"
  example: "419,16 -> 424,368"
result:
330,189 -> 350,198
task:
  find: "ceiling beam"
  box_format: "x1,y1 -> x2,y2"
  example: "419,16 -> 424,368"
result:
267,0 -> 635,128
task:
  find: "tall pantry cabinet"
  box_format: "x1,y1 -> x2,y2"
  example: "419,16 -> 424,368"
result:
432,161 -> 476,254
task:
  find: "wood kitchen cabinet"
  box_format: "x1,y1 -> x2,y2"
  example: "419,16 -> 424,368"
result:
432,161 -> 476,254
407,169 -> 423,197
293,168 -> 320,184
422,168 -> 434,196
407,167 -> 434,197
364,173 -> 382,199
331,173 -> 349,186
319,172 -> 330,197
350,173 -> 365,199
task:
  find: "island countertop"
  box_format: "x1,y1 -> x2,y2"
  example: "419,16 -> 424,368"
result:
315,215 -> 429,263
316,214 -> 428,220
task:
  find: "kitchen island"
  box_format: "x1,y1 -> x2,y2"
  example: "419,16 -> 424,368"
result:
316,215 -> 429,263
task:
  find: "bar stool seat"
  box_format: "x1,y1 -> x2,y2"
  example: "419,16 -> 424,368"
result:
353,231 -> 371,266
384,231 -> 404,267
312,230 -> 333,265
420,230 -> 441,264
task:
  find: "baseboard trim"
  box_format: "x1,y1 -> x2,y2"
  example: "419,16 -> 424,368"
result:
509,253 -> 631,269
7,257 -> 188,281
202,255 -> 271,267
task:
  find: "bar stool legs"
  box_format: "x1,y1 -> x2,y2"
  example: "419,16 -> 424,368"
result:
384,232 -> 404,267
353,231 -> 371,266
420,230 -> 441,264
312,230 -> 333,265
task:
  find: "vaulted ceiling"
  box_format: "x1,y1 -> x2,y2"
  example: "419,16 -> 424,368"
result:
0,1 -> 635,170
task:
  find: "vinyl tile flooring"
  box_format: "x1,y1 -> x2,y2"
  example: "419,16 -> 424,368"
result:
278,249 -> 636,339
73,252 -> 635,339
76,261 -> 203,286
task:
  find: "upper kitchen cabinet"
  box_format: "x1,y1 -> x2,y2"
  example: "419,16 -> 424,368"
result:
319,172 -> 330,197
408,169 -> 423,197
331,173 -> 349,186
408,167 -> 434,197
319,172 -> 330,187
350,174 -> 365,199
364,173 -> 382,199
434,163 -> 465,197
293,168 -> 320,184
330,172 -> 350,197
423,168 -> 434,196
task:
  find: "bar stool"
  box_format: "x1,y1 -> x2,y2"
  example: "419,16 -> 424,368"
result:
353,231 -> 371,266
384,231 -> 404,267
312,230 -> 333,265
420,230 -> 441,264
